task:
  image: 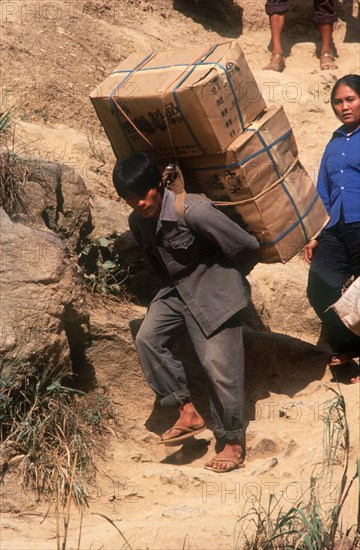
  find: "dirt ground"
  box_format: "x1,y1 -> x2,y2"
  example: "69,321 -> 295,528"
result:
1,1 -> 360,549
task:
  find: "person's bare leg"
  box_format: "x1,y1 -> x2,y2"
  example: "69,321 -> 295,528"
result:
160,401 -> 205,441
263,13 -> 286,72
204,442 -> 244,472
319,22 -> 337,69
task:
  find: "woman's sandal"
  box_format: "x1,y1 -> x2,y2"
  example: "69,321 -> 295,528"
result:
263,54 -> 285,73
320,53 -> 338,70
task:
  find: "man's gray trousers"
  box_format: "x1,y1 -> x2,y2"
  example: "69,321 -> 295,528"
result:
135,290 -> 245,443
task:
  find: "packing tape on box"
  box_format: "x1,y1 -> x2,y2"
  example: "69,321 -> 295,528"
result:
107,44 -> 248,157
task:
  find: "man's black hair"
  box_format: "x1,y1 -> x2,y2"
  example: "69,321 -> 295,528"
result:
112,152 -> 162,199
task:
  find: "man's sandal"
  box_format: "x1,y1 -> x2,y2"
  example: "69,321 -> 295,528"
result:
320,53 -> 338,70
157,424 -> 206,445
204,457 -> 245,473
262,54 -> 285,73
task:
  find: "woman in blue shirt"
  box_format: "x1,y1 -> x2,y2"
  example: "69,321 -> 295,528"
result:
305,74 -> 360,382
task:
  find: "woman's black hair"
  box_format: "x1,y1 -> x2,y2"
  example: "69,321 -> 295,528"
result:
331,74 -> 360,113
112,152 -> 162,199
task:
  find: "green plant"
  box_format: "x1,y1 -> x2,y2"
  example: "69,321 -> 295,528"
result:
79,237 -> 132,295
235,388 -> 359,549
78,234 -> 162,305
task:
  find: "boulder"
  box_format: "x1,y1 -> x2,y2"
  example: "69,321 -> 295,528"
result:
0,208 -> 90,381
247,257 -> 321,344
89,195 -> 135,255
1,152 -> 92,251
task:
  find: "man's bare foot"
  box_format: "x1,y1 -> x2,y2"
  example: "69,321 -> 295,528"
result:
351,375 -> 360,384
159,402 -> 205,444
204,442 -> 244,473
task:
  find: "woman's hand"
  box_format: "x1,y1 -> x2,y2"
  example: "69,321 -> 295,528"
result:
304,239 -> 318,264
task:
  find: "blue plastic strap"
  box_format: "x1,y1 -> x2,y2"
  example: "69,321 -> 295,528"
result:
109,52 -> 155,109
191,125 -> 309,242
209,62 -> 245,130
260,193 -> 319,247
111,63 -> 190,74
191,129 -> 292,172
108,52 -> 155,153
168,45 -> 218,155
252,127 -> 308,240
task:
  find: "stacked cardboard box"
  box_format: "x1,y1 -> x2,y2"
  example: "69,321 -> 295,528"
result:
182,106 -> 329,263
90,42 -> 329,263
90,41 -> 266,159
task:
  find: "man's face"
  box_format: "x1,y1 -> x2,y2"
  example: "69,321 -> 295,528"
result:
125,186 -> 162,219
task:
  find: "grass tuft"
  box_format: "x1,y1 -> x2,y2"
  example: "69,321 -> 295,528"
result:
235,387 -> 359,549
0,149 -> 31,220
0,364 -> 115,507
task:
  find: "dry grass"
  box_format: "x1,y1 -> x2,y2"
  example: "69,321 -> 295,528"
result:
0,364 -> 116,507
0,147 -> 31,220
235,387 -> 359,549
0,108 -> 31,220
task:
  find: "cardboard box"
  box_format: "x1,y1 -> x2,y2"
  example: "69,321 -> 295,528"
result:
182,106 -> 330,263
90,41 -> 266,159
332,278 -> 360,336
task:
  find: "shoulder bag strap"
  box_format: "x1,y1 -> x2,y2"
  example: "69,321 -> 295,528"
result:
175,191 -> 186,221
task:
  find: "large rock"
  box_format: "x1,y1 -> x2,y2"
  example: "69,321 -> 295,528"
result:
1,152 -> 92,251
0,208 -> 90,380
247,258 -> 321,344
89,195 -> 135,255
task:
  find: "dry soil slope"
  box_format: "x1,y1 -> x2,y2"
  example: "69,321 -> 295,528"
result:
1,1 -> 359,549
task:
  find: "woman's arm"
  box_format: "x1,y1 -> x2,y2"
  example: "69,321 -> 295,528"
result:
304,238 -> 319,264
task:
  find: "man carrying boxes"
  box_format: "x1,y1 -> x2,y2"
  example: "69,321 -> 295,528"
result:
91,40 -> 328,471
112,151 -> 260,472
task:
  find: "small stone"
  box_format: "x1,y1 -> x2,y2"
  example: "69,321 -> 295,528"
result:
250,438 -> 278,458
251,457 -> 278,476
284,439 -> 297,457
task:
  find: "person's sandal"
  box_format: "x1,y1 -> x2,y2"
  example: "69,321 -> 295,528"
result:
320,53 -> 338,70
262,54 -> 285,72
328,351 -> 359,367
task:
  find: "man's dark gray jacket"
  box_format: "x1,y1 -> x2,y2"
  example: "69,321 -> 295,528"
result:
129,188 -> 260,337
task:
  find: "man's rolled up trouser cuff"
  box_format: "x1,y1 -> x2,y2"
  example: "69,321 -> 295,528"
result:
214,427 -> 245,443
314,13 -> 337,24
160,390 -> 192,408
265,1 -> 288,16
